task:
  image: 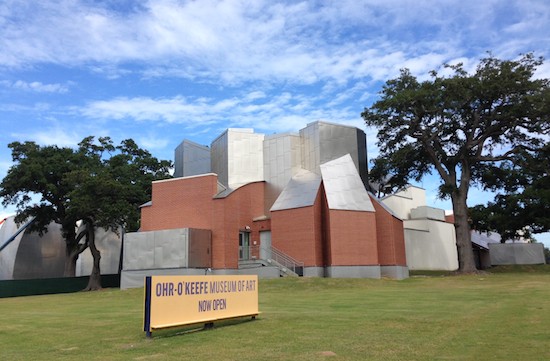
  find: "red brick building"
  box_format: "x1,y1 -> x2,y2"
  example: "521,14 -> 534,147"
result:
121,122 -> 408,286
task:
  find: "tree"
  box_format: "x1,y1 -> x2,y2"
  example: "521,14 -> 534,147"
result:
0,137 -> 172,289
67,136 -> 172,290
362,54 -> 550,272
0,142 -> 85,276
469,142 -> 550,241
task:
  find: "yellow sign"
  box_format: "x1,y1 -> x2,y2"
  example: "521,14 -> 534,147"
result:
144,275 -> 259,336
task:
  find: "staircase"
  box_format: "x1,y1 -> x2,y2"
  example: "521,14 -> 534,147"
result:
240,245 -> 304,277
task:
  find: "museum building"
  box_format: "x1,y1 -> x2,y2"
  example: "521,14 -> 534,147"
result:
121,121 -> 408,287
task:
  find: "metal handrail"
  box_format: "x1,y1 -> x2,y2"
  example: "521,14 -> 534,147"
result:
248,244 -> 304,276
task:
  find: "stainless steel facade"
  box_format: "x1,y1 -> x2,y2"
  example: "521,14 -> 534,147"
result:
270,169 -> 322,211
174,139 -> 211,178
263,132 -> 302,210
319,154 -> 375,212
300,121 -> 368,185
211,128 -> 264,189
123,228 -> 211,270
0,216 -> 122,280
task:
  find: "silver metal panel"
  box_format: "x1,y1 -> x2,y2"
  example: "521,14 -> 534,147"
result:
0,216 -> 24,279
12,222 -> 66,279
76,226 -> 122,276
174,139 -> 211,178
410,206 -> 446,221
263,132 -> 302,210
123,231 -> 154,270
270,169 -> 322,211
299,121 -> 368,185
124,228 -> 213,270
154,228 -> 188,268
320,154 -> 375,212
211,130 -> 229,187
227,129 -> 264,188
489,243 -> 546,265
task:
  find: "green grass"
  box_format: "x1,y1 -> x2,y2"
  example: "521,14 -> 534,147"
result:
2,269 -> 550,361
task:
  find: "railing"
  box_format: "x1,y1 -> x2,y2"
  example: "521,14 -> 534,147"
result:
247,245 -> 304,276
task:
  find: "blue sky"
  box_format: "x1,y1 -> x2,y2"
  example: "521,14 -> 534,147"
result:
0,1 -> 549,244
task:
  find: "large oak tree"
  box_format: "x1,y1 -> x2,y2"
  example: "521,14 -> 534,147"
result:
362,54 -> 549,272
469,142 -> 550,242
0,137 -> 172,289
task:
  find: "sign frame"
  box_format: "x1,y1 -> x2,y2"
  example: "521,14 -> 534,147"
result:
143,275 -> 259,337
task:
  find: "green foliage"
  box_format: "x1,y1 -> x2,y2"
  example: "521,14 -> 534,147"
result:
0,137 -> 172,281
363,53 -> 549,193
470,142 -> 550,240
362,53 -> 549,271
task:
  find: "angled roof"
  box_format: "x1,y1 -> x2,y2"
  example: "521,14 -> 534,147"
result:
270,169 -> 322,211
320,154 -> 375,212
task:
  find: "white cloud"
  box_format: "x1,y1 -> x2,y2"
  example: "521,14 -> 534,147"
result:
0,80 -> 70,93
1,0 -> 545,86
11,126 -> 83,148
78,88 -> 366,136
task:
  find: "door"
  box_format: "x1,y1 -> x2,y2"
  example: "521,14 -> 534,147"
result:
239,231 -> 250,260
260,231 -> 272,260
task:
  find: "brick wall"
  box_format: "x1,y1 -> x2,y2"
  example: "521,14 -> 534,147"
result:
271,189 -> 324,266
211,182 -> 266,269
371,195 -> 407,266
326,209 -> 379,266
140,175 -> 218,231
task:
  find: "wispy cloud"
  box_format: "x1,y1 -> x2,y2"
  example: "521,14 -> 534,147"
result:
78,89 -> 363,134
0,80 -> 70,93
1,0 -> 546,86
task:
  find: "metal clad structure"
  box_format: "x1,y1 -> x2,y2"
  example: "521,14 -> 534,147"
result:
211,130 -> 230,187
263,132 -> 302,210
123,228 -> 211,271
270,169 -> 322,211
320,154 -> 375,212
211,129 -> 264,189
0,216 -> 122,280
174,140 -> 211,178
13,222 -> 66,279
0,217 -> 25,280
300,122 -> 368,185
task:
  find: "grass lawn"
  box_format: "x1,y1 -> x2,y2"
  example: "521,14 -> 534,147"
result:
1,268 -> 549,361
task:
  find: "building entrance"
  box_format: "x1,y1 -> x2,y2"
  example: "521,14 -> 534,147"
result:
239,231 -> 250,260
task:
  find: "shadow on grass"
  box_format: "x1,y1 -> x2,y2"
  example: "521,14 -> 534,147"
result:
411,264 -> 550,277
147,316 -> 261,339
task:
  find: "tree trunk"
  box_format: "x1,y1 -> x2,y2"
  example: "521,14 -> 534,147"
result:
83,222 -> 102,291
63,230 -> 79,277
63,225 -> 88,277
451,189 -> 477,273
64,248 -> 79,277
